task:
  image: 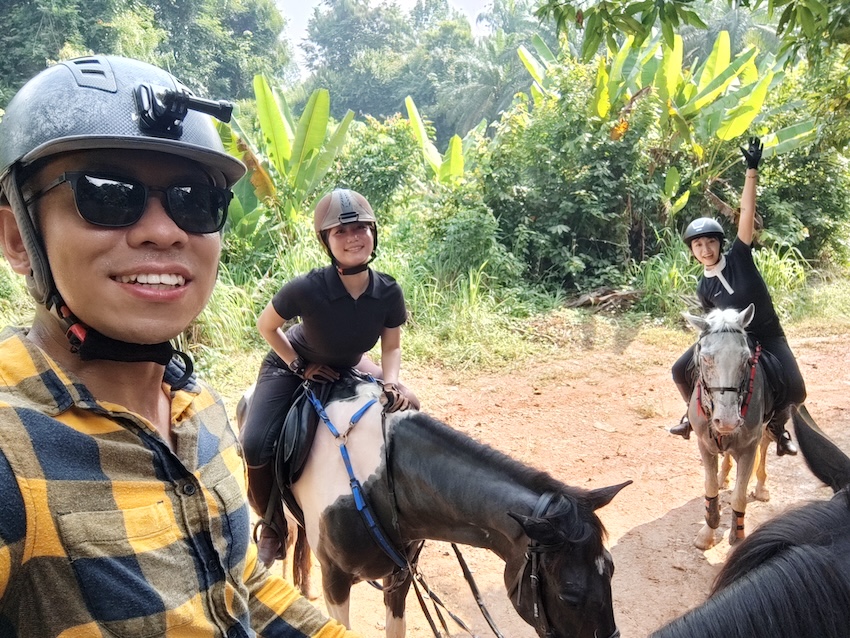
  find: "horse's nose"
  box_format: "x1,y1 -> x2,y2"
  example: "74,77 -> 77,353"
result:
712,416 -> 739,435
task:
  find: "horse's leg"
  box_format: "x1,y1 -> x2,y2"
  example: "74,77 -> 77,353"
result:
729,449 -> 757,545
751,431 -> 771,502
384,572 -> 413,638
319,562 -> 354,628
718,452 -> 733,489
695,445 -> 720,550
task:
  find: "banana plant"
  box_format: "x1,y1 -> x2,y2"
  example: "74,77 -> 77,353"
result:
404,96 -> 464,185
517,34 -> 561,106
652,31 -> 816,216
218,76 -> 354,247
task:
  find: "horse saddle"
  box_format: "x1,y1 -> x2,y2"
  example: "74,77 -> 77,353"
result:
757,347 -> 788,412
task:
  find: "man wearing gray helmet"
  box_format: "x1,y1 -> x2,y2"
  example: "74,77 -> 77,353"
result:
0,55 -> 358,637
669,138 -> 804,457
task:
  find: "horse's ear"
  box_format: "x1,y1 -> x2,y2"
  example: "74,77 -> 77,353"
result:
682,312 -> 708,333
508,511 -> 564,545
738,303 -> 756,329
586,480 -> 632,511
793,405 -> 850,493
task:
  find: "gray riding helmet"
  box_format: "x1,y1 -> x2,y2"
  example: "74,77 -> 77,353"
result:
683,217 -> 725,247
0,54 -> 246,306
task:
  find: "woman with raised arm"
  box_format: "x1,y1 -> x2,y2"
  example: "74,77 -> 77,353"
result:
669,138 -> 805,457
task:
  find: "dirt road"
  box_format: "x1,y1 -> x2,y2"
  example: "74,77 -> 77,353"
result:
260,318 -> 850,637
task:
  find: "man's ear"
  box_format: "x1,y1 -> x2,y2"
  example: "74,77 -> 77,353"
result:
0,206 -> 33,275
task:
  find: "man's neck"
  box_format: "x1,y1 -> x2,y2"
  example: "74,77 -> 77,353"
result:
27,314 -> 173,431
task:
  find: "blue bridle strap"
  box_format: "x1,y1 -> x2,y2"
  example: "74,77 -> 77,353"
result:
305,387 -> 409,570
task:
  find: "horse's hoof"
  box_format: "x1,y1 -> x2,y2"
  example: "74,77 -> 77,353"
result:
752,486 -> 770,502
729,530 -> 746,545
694,525 -> 717,550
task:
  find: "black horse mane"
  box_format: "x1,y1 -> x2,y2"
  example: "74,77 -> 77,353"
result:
403,411 -> 608,545
652,489 -> 850,637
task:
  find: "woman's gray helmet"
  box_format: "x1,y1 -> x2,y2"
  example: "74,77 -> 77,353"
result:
313,189 -> 379,267
683,217 -> 725,247
0,54 -> 246,306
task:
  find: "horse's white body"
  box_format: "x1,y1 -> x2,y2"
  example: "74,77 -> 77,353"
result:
290,382 -> 407,636
684,305 -> 771,550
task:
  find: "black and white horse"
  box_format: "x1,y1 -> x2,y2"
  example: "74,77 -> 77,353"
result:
683,305 -> 774,549
651,404 -> 850,637
287,373 -> 630,638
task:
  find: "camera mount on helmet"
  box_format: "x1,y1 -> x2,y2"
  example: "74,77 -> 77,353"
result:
136,84 -> 234,137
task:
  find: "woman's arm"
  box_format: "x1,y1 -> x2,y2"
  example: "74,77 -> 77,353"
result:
738,137 -> 763,245
256,302 -> 299,368
379,325 -> 402,386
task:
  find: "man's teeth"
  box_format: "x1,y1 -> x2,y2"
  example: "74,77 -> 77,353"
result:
118,274 -> 185,286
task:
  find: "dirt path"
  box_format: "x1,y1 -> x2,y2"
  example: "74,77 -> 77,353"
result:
258,320 -> 850,637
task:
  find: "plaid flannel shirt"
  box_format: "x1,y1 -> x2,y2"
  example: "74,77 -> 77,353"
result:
0,327 -> 356,638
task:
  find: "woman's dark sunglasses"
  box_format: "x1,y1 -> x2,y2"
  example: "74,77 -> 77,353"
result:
24,171 -> 232,234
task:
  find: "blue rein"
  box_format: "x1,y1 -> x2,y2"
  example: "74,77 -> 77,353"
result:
305,385 -> 409,570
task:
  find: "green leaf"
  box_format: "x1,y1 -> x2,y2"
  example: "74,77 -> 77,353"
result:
665,166 -> 681,198
796,5 -> 816,38
681,48 -> 757,116
716,71 -> 773,140
290,89 -> 331,193
593,56 -> 611,118
439,135 -> 464,183
670,189 -> 690,216
766,119 -> 818,155
531,34 -> 558,66
518,45 -> 546,87
608,34 -> 634,98
253,75 -> 291,174
697,31 -> 731,94
405,96 -> 441,177
657,34 -> 683,103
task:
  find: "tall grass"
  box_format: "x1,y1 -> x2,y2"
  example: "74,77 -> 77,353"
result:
630,228 -> 812,321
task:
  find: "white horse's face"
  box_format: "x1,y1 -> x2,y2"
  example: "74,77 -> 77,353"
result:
698,331 -> 751,434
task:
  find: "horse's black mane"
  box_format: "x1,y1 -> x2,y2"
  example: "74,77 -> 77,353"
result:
652,489 -> 850,638
715,488 -> 850,593
403,411 -> 608,544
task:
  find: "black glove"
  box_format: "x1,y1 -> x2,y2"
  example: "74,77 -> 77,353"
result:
740,137 -> 763,170
382,383 -> 411,413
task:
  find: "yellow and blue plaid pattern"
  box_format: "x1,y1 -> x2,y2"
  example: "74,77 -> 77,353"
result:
0,328 -> 356,638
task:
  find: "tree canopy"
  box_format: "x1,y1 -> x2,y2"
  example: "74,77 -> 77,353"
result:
0,0 -> 291,107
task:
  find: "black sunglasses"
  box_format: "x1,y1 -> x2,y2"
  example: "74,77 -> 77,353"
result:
24,171 -> 232,234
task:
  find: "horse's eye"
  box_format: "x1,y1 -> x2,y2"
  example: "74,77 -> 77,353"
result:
557,587 -> 583,606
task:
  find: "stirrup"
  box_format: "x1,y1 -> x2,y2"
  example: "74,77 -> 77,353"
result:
669,415 -> 691,440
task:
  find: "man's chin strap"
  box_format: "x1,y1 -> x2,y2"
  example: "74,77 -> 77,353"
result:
53,298 -> 194,390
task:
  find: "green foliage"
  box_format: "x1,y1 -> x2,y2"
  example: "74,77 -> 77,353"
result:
629,228 -> 701,318
481,61 -> 665,292
0,0 -> 291,108
535,0 -> 850,67
328,115 -> 424,213
0,260 -> 34,328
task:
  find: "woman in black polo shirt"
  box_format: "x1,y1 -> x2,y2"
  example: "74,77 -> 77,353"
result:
669,138 -> 805,457
241,188 -> 419,567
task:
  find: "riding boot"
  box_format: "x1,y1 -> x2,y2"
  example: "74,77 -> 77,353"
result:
767,409 -> 798,456
669,413 -> 691,440
247,463 -> 288,568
